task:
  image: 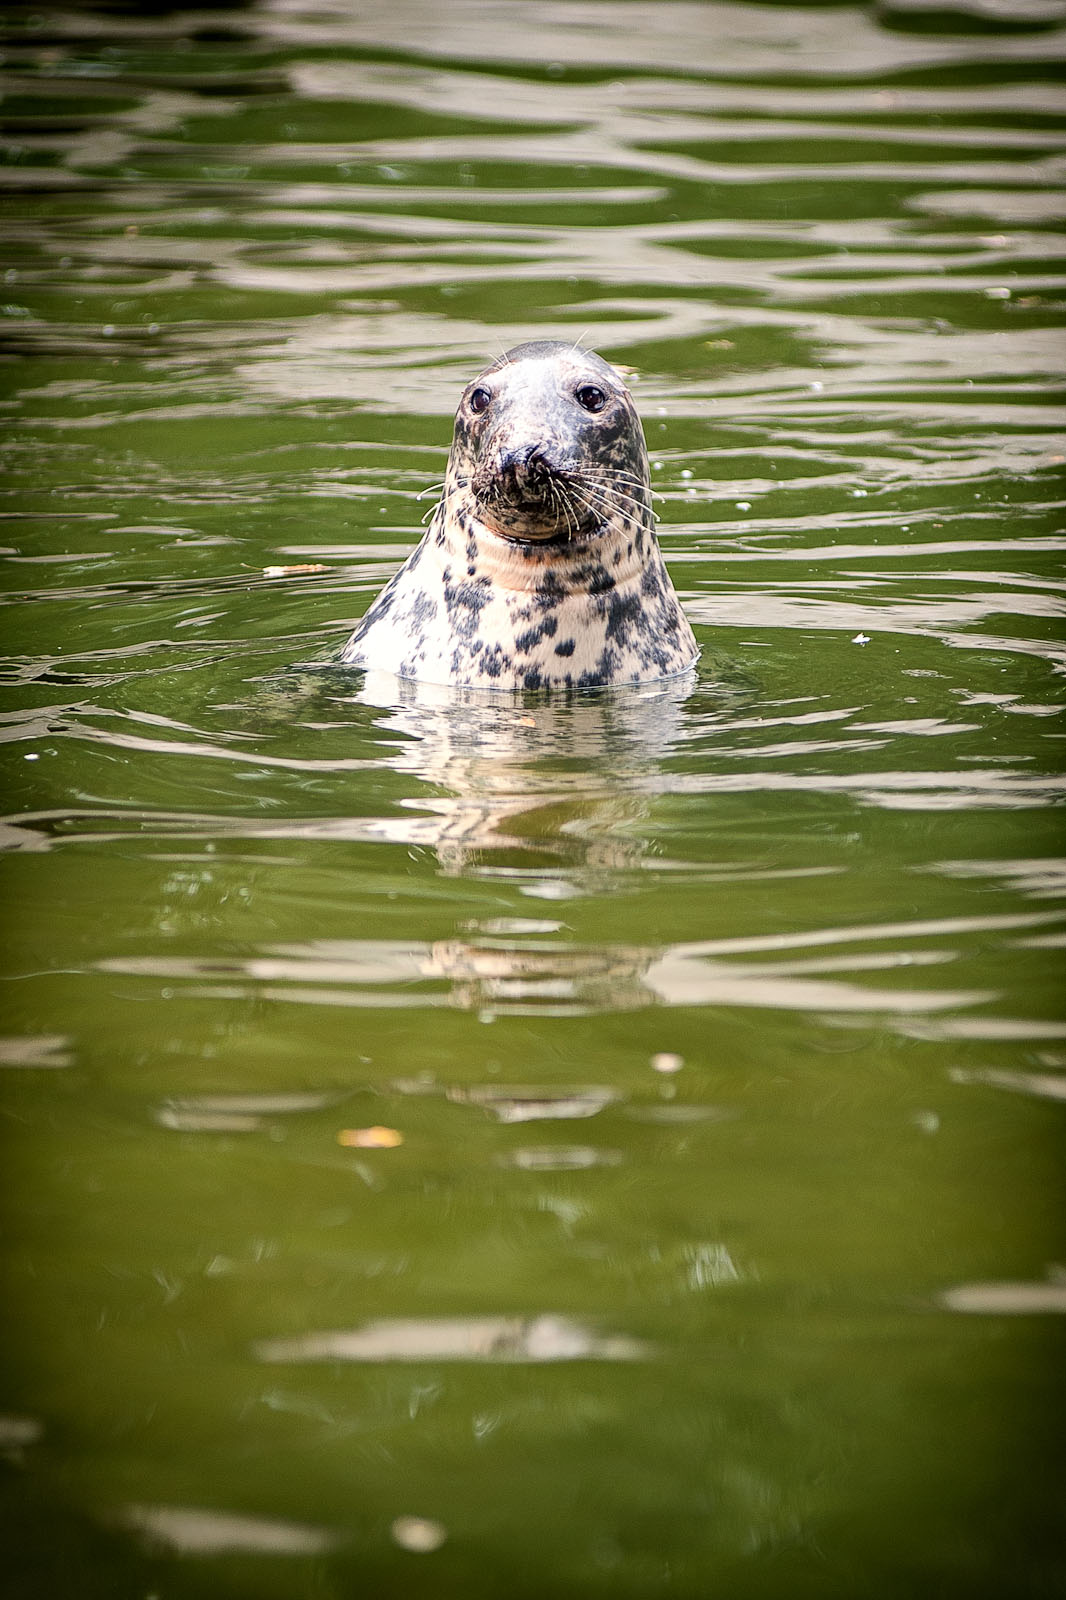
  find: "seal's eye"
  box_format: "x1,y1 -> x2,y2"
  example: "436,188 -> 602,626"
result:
575,384 -> 607,413
469,387 -> 492,415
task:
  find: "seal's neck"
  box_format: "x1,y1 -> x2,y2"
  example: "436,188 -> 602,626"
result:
427,492 -> 657,595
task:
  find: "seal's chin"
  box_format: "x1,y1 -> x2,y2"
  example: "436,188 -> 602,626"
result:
475,496 -> 599,546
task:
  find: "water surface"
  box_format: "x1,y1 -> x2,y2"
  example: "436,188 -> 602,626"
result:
1,1 -> 1064,1595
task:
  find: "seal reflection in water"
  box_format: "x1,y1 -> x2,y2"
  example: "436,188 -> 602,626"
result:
340,341 -> 700,690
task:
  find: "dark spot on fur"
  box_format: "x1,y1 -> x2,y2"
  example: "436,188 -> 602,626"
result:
411,591 -> 438,627
606,589 -> 643,645
442,573 -> 490,638
640,563 -> 665,600
514,615 -> 558,654
534,573 -> 565,611
554,637 -> 576,657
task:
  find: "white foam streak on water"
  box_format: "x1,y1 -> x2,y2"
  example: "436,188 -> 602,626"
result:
937,1281 -> 1066,1313
255,0 -> 1066,76
255,1313 -> 648,1363
124,1505 -> 341,1556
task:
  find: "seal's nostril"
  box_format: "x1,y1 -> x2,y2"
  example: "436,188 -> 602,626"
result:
500,444 -> 550,487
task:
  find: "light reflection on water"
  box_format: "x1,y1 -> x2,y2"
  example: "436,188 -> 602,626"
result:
99,910 -> 1056,1021
1,0 -> 1065,1594
255,1314 -> 648,1363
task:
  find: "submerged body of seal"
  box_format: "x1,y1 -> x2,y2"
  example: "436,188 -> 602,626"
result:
340,340 -> 699,690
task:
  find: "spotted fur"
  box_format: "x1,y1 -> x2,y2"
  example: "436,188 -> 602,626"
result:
340,341 -> 699,689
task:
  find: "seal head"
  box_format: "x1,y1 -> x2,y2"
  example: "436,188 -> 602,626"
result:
340,340 -> 699,690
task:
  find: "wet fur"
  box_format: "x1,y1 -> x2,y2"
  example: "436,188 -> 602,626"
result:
341,341 -> 699,690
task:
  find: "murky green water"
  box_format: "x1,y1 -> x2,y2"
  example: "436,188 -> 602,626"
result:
2,1 -> 1065,1594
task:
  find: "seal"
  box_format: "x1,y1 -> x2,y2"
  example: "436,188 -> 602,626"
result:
340,340 -> 699,690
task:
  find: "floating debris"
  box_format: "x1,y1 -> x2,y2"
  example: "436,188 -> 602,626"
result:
262,563 -> 328,577
337,1126 -> 403,1148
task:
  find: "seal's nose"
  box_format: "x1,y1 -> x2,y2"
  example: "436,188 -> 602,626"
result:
498,442 -> 552,497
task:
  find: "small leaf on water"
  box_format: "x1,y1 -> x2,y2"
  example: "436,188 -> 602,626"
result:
337,1126 -> 403,1149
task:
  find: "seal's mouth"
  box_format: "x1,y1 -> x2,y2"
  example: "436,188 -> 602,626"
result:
472,450 -> 602,544
475,499 -> 602,547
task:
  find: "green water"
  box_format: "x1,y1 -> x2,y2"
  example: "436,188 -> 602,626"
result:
1,1 -> 1064,1595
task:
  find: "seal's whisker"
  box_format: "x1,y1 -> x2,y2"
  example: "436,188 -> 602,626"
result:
550,481 -> 581,543
566,481 -> 630,534
570,483 -> 623,520
564,485 -> 603,532
568,478 -> 661,530
551,475 -> 613,540
545,481 -> 562,533
415,480 -> 447,502
567,475 -> 649,520
418,476 -> 472,524
586,470 -> 657,513
559,485 -> 582,543
598,468 -> 654,498
563,485 -> 632,527
562,502 -> 576,543
567,464 -> 647,497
